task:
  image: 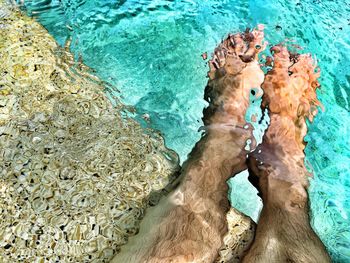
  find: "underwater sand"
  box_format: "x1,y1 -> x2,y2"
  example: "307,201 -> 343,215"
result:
0,3 -> 179,262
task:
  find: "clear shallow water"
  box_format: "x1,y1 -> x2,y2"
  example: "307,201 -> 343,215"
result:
16,0 -> 350,261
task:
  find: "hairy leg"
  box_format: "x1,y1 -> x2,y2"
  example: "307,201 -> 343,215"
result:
111,27 -> 266,263
243,45 -> 330,263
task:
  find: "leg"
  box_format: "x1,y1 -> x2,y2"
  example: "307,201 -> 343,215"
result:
243,45 -> 330,263
111,26 -> 266,263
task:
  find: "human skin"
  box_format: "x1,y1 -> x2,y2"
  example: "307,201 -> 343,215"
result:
111,27 -> 265,263
243,45 -> 331,262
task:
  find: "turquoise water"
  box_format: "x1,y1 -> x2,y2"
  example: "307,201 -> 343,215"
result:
17,0 -> 350,261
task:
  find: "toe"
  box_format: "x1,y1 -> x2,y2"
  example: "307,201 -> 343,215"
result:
232,33 -> 245,56
270,45 -> 292,69
241,26 -> 266,63
261,45 -> 291,114
289,54 -> 322,120
215,48 -> 226,67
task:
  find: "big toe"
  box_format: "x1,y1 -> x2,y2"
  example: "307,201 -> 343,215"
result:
240,25 -> 266,63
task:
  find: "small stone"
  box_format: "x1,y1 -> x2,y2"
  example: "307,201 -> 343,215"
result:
4,244 -> 11,249
142,113 -> 150,122
0,97 -> 8,107
32,136 -> 42,144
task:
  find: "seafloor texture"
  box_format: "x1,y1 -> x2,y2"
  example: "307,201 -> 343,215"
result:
0,3 -> 255,262
0,4 -> 180,262
16,1 -> 350,261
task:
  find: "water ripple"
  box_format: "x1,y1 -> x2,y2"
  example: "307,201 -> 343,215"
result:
15,0 -> 350,261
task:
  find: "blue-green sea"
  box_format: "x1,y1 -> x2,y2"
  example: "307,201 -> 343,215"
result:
17,0 -> 350,261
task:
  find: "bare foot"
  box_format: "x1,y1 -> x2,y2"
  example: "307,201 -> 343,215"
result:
111,26 -> 266,263
204,26 -> 266,129
243,45 -> 331,263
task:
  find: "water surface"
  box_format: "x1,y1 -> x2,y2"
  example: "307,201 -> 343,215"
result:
17,0 -> 350,261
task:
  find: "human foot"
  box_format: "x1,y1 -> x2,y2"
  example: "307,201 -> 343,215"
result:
111,26 -> 267,263
205,25 -> 266,128
243,45 -> 330,263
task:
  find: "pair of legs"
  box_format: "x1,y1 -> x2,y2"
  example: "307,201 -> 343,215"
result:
111,26 -> 330,262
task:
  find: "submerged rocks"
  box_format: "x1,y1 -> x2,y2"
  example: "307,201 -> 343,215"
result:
216,209 -> 255,263
0,2 -> 179,262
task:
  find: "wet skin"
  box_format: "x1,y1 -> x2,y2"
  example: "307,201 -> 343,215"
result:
111,27 -> 265,263
111,27 -> 330,263
243,45 -> 331,263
